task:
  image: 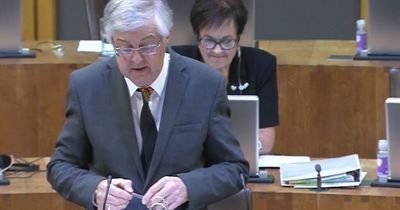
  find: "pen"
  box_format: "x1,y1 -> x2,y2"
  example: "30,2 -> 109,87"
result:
103,175 -> 112,210
130,192 -> 144,200
104,176 -> 144,201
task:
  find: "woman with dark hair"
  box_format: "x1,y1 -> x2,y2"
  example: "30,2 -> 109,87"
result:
172,0 -> 279,154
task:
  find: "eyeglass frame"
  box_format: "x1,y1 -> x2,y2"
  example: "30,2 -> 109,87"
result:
198,36 -> 238,50
0,154 -> 15,173
114,40 -> 162,57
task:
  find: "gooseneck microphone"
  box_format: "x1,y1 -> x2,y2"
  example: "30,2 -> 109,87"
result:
315,164 -> 322,190
310,164 -> 328,192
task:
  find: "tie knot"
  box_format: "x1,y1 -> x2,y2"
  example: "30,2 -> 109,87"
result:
139,87 -> 153,102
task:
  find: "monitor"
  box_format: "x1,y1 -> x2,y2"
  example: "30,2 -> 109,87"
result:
228,95 -> 259,177
368,0 -> 400,56
0,0 -> 35,58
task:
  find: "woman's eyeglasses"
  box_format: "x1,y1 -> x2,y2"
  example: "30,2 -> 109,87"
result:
199,37 -> 238,50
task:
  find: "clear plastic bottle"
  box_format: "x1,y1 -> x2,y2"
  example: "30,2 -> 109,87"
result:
377,139 -> 388,182
356,19 -> 367,53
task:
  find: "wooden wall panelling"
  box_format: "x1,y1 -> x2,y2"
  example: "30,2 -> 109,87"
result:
22,0 -> 36,40
273,65 -> 388,158
0,63 -> 87,157
36,0 -> 56,40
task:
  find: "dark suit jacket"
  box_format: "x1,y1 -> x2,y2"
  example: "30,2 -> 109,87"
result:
47,49 -> 249,210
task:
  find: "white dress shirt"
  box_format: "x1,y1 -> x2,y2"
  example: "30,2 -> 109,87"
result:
124,53 -> 170,154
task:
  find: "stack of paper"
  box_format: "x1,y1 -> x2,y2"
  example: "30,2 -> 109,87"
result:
280,154 -> 367,188
258,155 -> 311,168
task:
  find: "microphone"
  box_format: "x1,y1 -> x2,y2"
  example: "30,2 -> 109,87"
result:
315,164 -> 322,190
230,85 -> 238,91
238,82 -> 249,91
310,164 -> 328,192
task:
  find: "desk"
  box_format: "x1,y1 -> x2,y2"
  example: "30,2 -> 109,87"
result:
0,41 -> 99,157
1,40 -> 400,158
259,40 -> 400,158
0,157 -> 81,210
1,158 -> 398,210
249,159 -> 400,210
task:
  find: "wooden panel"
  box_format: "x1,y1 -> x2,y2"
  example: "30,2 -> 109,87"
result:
36,0 -> 56,40
0,157 -> 82,210
22,0 -> 36,40
250,159 -> 400,210
0,194 -> 81,210
0,41 -> 98,157
1,40 -> 400,158
273,63 -> 389,158
259,40 -> 399,158
361,0 -> 368,22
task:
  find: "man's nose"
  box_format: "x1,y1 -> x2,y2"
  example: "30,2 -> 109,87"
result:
129,51 -> 144,63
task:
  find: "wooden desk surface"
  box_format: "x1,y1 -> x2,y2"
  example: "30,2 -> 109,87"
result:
0,157 -> 81,210
259,40 -> 400,68
249,159 -> 400,210
0,41 -> 99,65
1,158 -> 398,210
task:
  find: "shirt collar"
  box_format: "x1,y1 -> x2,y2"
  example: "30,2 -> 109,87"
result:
125,53 -> 170,97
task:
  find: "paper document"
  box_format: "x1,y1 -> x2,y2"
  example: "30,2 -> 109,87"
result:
77,40 -> 103,52
259,155 -> 310,168
280,154 -> 366,188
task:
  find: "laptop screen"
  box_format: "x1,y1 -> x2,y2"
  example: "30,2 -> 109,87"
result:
0,0 -> 22,51
368,0 -> 400,55
228,95 -> 259,177
385,98 -> 400,181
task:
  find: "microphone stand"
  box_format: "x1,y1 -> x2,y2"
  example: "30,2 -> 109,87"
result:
310,164 -> 328,192
0,171 -> 10,185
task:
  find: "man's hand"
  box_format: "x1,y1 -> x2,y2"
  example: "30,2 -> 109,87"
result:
142,176 -> 188,210
95,178 -> 134,210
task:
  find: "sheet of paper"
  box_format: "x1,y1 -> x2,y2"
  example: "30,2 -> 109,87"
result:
77,40 -> 103,52
258,155 -> 310,168
280,154 -> 362,187
292,171 -> 367,188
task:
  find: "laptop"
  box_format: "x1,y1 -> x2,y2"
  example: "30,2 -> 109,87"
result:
367,0 -> 400,56
385,98 -> 400,181
228,95 -> 259,177
0,0 -> 35,58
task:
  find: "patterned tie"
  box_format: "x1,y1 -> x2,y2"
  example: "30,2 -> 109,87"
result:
139,87 -> 157,176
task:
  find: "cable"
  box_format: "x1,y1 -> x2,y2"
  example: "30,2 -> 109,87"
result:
230,46 -> 249,94
240,173 -> 251,210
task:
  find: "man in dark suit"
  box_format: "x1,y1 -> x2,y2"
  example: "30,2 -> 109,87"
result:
46,0 -> 248,210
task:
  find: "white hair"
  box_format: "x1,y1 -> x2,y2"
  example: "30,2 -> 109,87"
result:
103,0 -> 173,42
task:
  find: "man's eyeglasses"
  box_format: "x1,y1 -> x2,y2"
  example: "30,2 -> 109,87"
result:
115,41 -> 161,57
199,37 -> 238,50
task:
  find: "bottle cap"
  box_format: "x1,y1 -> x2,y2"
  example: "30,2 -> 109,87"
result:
378,139 -> 388,150
357,19 -> 365,29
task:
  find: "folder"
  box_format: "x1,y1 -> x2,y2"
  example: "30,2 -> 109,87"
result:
280,154 -> 367,188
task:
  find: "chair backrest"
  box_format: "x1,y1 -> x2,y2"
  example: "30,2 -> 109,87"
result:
167,0 -> 255,47
389,68 -> 400,97
207,189 -> 252,210
83,0 -> 108,40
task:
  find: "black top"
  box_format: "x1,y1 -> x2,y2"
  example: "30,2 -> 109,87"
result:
171,45 -> 279,127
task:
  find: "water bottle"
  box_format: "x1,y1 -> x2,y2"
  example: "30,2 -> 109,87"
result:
377,139 -> 388,182
356,19 -> 367,53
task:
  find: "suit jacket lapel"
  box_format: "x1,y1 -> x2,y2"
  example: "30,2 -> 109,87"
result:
146,50 -> 189,186
103,58 -> 145,181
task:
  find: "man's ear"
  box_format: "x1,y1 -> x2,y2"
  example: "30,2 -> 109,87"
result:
164,28 -> 173,44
